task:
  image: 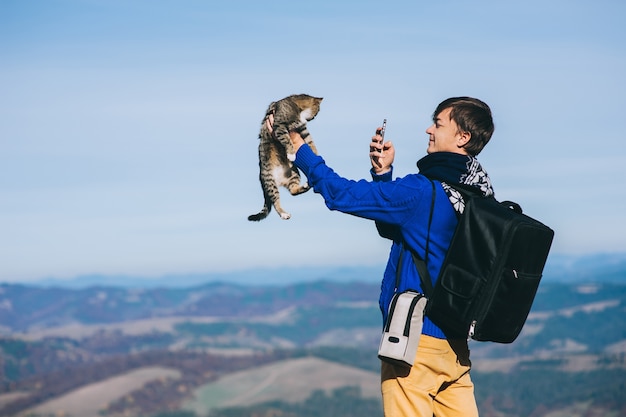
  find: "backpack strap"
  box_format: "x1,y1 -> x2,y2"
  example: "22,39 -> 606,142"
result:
395,179 -> 436,297
411,248 -> 434,297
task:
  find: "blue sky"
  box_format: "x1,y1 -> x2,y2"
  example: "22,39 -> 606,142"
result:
1,0 -> 625,283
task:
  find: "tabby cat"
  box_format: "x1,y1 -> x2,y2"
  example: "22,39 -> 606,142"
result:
248,94 -> 323,221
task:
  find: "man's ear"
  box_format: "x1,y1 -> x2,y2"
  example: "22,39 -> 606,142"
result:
458,131 -> 471,148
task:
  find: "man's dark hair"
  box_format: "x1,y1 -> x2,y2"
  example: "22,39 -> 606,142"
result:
434,97 -> 494,156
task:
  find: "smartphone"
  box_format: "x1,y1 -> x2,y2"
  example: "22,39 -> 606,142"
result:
379,119 -> 387,155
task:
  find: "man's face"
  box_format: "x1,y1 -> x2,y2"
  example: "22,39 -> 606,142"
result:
425,107 -> 468,155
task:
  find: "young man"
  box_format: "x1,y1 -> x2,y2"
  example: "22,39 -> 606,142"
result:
269,97 -> 494,416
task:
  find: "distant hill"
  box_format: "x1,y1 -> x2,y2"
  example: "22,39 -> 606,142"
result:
183,357 -> 380,415
542,252 -> 626,283
27,265 -> 387,289
1,268 -> 625,417
0,280 -> 380,334
2,280 -> 625,367
9,252 -> 626,290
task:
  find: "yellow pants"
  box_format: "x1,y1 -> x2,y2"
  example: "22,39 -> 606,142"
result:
381,335 -> 479,417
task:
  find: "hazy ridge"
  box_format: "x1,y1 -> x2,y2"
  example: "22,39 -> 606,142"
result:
17,252 -> 626,289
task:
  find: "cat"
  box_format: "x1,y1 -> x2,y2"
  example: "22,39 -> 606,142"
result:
248,94 -> 323,221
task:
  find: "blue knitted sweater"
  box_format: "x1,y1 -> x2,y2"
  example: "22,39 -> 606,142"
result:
294,145 -> 460,339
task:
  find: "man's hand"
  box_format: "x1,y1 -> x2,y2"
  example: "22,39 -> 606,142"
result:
370,126 -> 394,175
265,113 -> 305,152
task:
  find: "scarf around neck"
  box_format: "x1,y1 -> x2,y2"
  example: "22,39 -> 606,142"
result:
416,152 -> 494,214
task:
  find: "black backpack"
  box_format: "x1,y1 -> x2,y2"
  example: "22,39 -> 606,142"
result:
414,181 -> 555,343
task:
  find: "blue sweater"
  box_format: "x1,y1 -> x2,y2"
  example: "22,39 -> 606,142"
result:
294,145 -> 459,339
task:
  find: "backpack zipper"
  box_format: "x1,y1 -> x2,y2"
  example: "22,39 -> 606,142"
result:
468,320 -> 477,340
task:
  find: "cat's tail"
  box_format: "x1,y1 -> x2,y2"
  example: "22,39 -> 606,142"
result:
248,197 -> 272,221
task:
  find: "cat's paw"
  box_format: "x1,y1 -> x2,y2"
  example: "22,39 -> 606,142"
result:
287,153 -> 296,162
280,212 -> 291,220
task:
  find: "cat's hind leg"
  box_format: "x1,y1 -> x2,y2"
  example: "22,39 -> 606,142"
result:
274,203 -> 291,220
249,168 -> 291,221
249,188 -> 291,220
268,168 -> 292,220
285,167 -> 310,196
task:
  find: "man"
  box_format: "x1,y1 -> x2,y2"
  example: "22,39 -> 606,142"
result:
268,96 -> 494,416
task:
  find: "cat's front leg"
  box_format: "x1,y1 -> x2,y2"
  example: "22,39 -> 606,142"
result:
274,125 -> 296,161
297,127 -> 318,155
285,121 -> 312,161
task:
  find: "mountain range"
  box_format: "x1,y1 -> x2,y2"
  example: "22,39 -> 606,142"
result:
15,251 -> 626,289
1,253 -> 625,417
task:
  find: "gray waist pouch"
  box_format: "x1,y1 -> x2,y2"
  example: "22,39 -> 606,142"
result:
378,290 -> 427,367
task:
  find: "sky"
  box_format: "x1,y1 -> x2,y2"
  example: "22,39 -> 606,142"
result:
1,0 -> 625,284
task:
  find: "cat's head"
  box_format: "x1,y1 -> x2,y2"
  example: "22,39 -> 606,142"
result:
293,94 -> 323,121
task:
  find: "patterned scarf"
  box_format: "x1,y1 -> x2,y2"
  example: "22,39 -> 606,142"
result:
416,152 -> 494,214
